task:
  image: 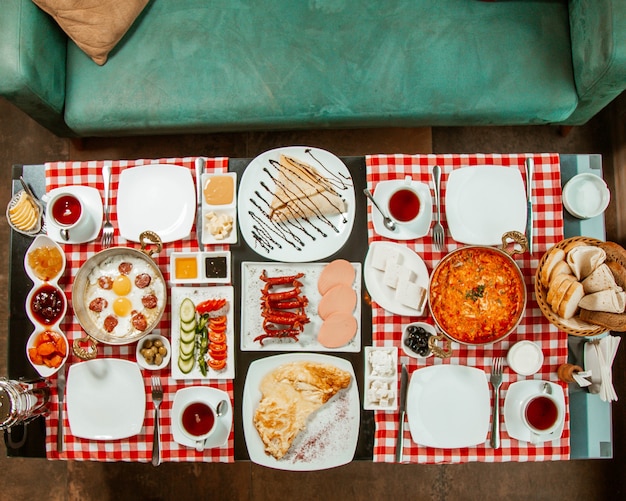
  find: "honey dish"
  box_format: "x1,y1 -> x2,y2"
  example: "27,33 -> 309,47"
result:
170,251 -> 231,285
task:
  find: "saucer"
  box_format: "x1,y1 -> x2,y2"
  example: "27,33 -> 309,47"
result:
371,180 -> 432,240
503,380 -> 565,443
171,386 -> 232,449
45,186 -> 103,244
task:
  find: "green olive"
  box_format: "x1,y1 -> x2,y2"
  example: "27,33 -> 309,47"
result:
153,339 -> 163,348
158,346 -> 167,356
154,353 -> 163,365
142,339 -> 153,349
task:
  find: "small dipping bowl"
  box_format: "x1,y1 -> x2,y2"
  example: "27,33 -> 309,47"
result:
562,173 -> 610,220
26,328 -> 68,377
507,340 -> 544,376
401,322 -> 436,359
136,334 -> 171,371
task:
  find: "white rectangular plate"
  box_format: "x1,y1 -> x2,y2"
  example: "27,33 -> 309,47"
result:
240,261 -> 361,351
170,285 -> 235,380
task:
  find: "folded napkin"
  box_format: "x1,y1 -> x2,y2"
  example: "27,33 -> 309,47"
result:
585,336 -> 621,402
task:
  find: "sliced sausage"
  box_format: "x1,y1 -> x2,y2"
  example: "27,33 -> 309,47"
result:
141,294 -> 158,309
317,259 -> 355,295
98,276 -> 113,290
135,273 -> 152,289
103,315 -> 118,333
131,312 -> 148,331
89,297 -> 108,313
118,262 -> 133,275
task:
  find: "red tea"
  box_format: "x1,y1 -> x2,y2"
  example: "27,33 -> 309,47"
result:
181,402 -> 215,437
51,194 -> 82,226
388,188 -> 420,222
525,396 -> 558,431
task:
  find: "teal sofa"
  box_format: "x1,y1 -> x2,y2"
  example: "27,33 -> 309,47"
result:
1,0 -> 625,137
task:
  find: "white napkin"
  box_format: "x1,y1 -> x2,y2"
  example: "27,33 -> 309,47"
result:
585,336 -> 621,402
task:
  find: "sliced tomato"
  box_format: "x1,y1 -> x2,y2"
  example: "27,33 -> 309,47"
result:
196,298 -> 227,315
208,330 -> 226,344
210,342 -> 227,354
209,349 -> 227,361
209,315 -> 227,326
208,358 -> 226,370
209,323 -> 227,334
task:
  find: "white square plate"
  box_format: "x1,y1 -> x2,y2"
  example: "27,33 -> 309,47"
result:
117,164 -> 195,243
445,166 -> 527,245
66,359 -> 145,440
407,365 -> 490,449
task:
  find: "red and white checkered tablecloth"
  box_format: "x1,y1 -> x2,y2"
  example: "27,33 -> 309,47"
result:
44,157 -> 235,462
366,153 -> 570,463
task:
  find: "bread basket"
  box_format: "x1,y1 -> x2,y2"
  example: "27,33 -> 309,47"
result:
535,236 -> 608,337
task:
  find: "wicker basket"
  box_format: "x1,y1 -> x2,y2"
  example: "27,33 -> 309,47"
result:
534,236 -> 608,337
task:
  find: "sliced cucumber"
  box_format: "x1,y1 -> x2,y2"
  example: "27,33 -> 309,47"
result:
180,327 -> 196,344
180,317 -> 197,333
179,340 -> 195,357
179,297 -> 196,323
178,355 -> 195,374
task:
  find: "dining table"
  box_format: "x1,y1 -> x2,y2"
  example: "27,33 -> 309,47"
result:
4,151 -> 613,465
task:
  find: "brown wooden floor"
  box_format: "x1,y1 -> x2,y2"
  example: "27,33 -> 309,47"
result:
1,94 -> 625,500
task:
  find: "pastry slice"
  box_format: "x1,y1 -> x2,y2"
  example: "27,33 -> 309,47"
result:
253,361 -> 351,460
269,155 -> 346,222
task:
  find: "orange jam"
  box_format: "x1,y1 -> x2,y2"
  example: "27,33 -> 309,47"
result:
175,257 -> 198,280
203,175 -> 234,205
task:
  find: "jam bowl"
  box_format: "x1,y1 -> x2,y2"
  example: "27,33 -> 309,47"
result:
26,282 -> 67,329
24,235 -> 66,284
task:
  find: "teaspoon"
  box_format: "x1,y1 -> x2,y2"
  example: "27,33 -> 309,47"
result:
363,188 -> 396,231
216,399 -> 227,417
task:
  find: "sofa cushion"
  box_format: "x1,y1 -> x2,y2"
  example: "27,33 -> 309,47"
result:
32,0 -> 149,65
63,0 -> 578,135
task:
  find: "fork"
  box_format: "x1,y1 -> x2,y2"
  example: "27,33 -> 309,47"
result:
489,357 -> 503,449
101,164 -> 114,248
151,376 -> 163,466
431,164 -> 445,251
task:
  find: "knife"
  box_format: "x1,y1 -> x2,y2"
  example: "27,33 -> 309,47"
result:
195,157 -> 205,249
395,364 -> 408,463
524,157 -> 534,254
56,364 -> 66,452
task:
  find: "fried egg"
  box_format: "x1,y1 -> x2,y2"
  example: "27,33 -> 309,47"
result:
85,255 -> 165,338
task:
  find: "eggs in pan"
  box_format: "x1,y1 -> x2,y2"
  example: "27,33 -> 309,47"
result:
84,255 -> 165,338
